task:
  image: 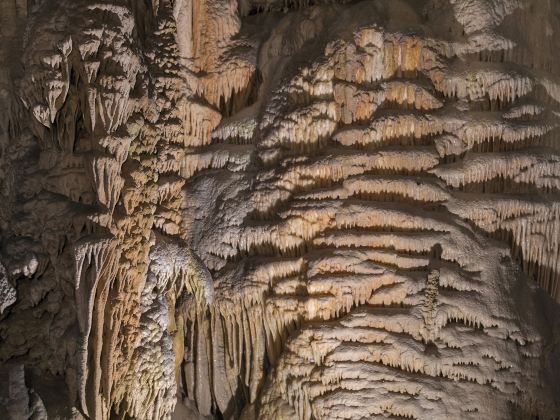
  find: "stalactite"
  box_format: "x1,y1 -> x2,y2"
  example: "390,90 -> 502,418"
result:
1,0 -> 560,419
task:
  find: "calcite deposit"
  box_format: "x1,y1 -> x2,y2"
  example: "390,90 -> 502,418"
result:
1,0 -> 560,419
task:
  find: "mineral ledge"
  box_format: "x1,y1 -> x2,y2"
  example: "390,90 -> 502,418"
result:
0,0 -> 560,419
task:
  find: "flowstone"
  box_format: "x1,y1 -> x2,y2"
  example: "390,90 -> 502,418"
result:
1,0 -> 560,419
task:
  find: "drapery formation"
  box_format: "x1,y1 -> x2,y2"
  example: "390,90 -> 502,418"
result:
1,0 -> 560,419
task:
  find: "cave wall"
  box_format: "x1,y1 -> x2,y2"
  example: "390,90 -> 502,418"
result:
1,0 -> 560,419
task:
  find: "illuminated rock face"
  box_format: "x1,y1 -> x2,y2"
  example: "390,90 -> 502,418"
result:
1,0 -> 560,419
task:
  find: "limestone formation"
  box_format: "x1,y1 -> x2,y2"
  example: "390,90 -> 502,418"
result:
1,0 -> 560,419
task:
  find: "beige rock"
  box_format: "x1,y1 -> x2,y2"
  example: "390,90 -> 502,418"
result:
1,0 -> 560,419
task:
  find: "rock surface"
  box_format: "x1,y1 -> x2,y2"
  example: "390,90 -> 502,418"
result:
1,0 -> 560,419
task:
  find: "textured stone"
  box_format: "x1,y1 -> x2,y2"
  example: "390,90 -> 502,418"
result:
1,0 -> 560,419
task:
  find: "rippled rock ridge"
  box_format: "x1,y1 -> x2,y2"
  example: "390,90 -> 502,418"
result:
1,0 -> 560,419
